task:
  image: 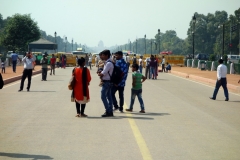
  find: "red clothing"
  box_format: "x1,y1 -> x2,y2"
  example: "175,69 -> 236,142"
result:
50,58 -> 56,65
73,67 -> 91,101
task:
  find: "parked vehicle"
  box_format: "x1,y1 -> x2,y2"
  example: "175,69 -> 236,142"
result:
195,53 -> 209,60
227,55 -> 240,63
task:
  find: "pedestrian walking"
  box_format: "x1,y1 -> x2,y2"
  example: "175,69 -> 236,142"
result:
161,56 -> 166,72
63,55 -> 67,68
125,64 -> 146,113
149,55 -> 157,79
112,51 -> 128,113
11,51 -> 21,73
85,54 -> 89,68
56,56 -> 60,68
139,56 -> 143,73
98,50 -> 114,117
210,59 -> 229,101
18,52 -> 35,92
41,53 -> 48,81
132,54 -> 137,65
95,55 -> 99,67
144,57 -> 150,79
1,60 -> 5,73
73,57 -> 91,117
88,55 -> 92,70
50,54 -> 56,75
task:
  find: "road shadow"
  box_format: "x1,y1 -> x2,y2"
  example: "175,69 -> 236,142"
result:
129,112 -> 170,116
87,116 -> 153,120
28,91 -> 56,92
0,152 -> 53,159
155,79 -> 169,81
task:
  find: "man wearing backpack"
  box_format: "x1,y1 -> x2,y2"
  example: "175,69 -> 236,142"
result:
98,50 -> 114,117
112,51 -> 128,113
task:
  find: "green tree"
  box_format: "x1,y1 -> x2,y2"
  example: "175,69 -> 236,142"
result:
2,14 -> 40,51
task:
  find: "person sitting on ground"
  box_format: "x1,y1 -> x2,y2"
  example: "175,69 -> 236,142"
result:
166,62 -> 171,73
73,57 -> 91,117
125,63 -> 146,113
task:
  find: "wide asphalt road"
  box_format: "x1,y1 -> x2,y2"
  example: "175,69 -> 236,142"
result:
0,66 -> 240,160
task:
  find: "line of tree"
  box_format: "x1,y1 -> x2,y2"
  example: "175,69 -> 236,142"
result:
0,13 -> 84,54
113,8 -> 240,58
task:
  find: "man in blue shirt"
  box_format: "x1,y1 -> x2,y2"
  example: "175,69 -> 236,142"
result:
11,51 -> 21,73
112,51 -> 128,112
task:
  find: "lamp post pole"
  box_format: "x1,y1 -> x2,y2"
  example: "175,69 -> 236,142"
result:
136,39 -> 137,54
158,29 -> 160,54
192,14 -> 196,59
223,24 -> 225,58
130,41 -> 131,52
144,34 -> 146,55
65,37 -> 67,52
150,40 -> 153,55
72,39 -> 73,52
54,31 -> 57,53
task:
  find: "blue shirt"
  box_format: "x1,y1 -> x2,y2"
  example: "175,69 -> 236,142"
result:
11,53 -> 18,61
115,58 -> 128,87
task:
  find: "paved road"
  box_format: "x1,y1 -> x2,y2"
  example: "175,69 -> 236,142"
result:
0,67 -> 240,160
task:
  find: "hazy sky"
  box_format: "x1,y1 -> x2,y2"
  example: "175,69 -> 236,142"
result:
0,0 -> 239,48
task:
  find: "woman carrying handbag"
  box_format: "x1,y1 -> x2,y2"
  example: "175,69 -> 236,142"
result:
72,57 -> 91,117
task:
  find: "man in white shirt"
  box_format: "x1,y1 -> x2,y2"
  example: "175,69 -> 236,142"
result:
210,59 -> 229,101
18,52 -> 36,92
98,50 -> 114,117
162,56 -> 166,72
88,55 -> 92,70
139,56 -> 143,73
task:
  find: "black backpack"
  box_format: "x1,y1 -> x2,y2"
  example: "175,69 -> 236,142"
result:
133,57 -> 137,64
108,62 -> 124,85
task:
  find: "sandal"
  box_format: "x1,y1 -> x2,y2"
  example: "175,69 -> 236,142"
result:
80,114 -> 88,117
75,114 -> 80,117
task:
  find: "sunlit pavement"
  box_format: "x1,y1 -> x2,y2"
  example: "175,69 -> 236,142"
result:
0,67 -> 240,160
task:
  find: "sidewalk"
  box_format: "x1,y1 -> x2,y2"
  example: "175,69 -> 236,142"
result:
1,65 -> 43,85
169,66 -> 240,94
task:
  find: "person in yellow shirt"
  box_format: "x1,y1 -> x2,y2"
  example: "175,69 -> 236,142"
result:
56,56 -> 60,68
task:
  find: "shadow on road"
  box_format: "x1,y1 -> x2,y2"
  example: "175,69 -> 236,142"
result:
28,91 -> 56,92
0,152 -> 53,159
87,116 -> 154,120
130,112 -> 170,116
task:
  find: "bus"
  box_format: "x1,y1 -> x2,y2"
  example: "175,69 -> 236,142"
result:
72,51 -> 88,58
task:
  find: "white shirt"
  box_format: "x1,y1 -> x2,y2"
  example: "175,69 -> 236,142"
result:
22,56 -> 35,69
145,58 -> 150,66
88,56 -> 92,62
101,59 -> 114,80
217,64 -> 227,80
139,58 -> 142,66
162,58 -> 165,64
126,56 -> 130,63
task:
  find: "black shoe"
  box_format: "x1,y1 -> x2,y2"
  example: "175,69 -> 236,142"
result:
209,97 -> 216,100
18,89 -> 22,92
102,112 -> 113,117
27,89 -> 29,92
120,110 -> 124,113
113,107 -> 119,111
225,98 -> 229,101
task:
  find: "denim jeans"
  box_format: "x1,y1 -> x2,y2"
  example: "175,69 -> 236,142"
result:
101,81 -> 113,113
129,89 -> 144,110
12,60 -> 17,72
212,78 -> 229,99
139,65 -> 143,73
112,86 -> 124,111
150,67 -> 156,79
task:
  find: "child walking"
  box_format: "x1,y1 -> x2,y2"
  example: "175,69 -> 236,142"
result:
126,64 -> 146,113
1,60 -> 5,73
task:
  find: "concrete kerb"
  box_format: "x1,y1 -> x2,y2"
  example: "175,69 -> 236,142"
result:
3,70 -> 43,85
171,70 -> 240,94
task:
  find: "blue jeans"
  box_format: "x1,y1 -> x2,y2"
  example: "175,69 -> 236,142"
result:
212,78 -> 229,99
139,65 -> 143,73
101,81 -> 113,113
12,60 -> 17,72
150,67 -> 156,79
129,89 -> 145,110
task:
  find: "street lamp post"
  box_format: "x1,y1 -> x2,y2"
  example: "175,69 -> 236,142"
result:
192,14 -> 196,59
218,24 -> 225,58
65,37 -> 67,52
71,39 -> 73,51
136,39 -> 137,54
130,41 -> 131,52
54,31 -> 57,53
144,34 -> 146,55
150,40 -> 153,55
158,29 -> 160,54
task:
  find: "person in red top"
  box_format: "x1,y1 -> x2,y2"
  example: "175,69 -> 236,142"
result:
50,54 -> 56,75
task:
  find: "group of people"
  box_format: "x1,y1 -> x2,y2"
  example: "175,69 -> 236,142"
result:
72,50 -> 146,117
